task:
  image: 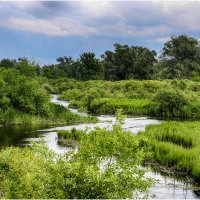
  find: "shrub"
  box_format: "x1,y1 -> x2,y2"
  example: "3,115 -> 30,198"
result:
152,89 -> 189,117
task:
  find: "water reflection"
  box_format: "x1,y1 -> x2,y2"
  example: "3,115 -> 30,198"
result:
0,125 -> 47,148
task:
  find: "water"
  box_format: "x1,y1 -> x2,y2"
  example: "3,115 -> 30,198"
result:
0,94 -> 199,199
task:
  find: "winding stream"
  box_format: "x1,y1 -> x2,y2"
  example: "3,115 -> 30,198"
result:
0,94 -> 199,199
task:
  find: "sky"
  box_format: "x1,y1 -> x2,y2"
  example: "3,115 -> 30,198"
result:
0,1 -> 200,65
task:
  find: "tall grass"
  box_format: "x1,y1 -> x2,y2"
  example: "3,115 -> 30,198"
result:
139,121 -> 200,183
0,104 -> 97,126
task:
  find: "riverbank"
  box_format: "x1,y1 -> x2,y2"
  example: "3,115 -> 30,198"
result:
0,100 -> 97,126
58,79 -> 200,119
0,111 -> 154,199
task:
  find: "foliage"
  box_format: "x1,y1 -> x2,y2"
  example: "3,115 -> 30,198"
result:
159,35 -> 200,79
42,53 -> 103,81
102,43 -> 157,80
0,57 -> 40,77
1,34 -> 200,81
0,115 -> 153,199
152,89 -> 189,117
0,68 -> 97,125
0,68 -> 50,116
79,52 -> 104,80
60,79 -> 200,119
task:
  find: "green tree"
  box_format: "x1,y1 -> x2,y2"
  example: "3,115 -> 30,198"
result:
102,44 -> 157,80
0,58 -> 17,69
16,57 -> 38,77
55,56 -> 73,77
79,52 -> 103,81
160,35 -> 200,79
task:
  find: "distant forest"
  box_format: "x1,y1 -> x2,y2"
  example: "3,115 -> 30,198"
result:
1,34 -> 200,81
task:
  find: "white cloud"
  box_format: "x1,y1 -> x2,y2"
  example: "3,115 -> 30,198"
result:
4,17 -> 97,36
1,1 -> 200,38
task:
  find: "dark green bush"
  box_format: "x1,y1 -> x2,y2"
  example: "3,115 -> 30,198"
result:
152,89 -> 189,117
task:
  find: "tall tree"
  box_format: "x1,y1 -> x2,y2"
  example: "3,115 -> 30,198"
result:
79,52 -> 103,81
0,58 -> 16,69
160,35 -> 200,79
56,56 -> 74,77
102,44 -> 157,81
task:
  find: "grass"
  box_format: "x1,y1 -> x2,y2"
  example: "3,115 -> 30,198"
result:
57,128 -> 86,141
57,128 -> 86,147
0,104 -> 97,126
89,98 -> 153,115
59,79 -> 200,119
138,121 -> 200,183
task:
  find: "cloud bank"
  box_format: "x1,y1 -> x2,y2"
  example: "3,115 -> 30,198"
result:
1,1 -> 200,40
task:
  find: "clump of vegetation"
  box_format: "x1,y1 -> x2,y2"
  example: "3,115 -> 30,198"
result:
57,128 -> 86,147
138,121 -> 200,183
0,68 -> 97,125
89,98 -> 152,115
152,89 -> 189,118
60,79 -> 200,119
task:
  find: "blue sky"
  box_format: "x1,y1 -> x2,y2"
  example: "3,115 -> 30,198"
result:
0,1 -> 200,65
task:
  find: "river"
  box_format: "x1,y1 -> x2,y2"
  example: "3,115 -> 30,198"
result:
0,94 -> 199,199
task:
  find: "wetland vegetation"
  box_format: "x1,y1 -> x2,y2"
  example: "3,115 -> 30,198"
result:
1,34 -> 200,198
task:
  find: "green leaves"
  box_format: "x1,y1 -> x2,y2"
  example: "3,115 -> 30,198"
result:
0,118 -> 153,198
160,35 -> 200,79
103,44 -> 157,80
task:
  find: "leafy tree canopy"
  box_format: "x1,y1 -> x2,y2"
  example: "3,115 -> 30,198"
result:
102,44 -> 157,81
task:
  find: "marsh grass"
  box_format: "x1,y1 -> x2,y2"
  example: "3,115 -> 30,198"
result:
139,121 -> 200,183
57,128 -> 86,141
89,98 -> 153,115
0,104 -> 97,126
57,128 -> 86,147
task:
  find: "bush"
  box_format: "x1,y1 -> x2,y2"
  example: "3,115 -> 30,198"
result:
152,89 -> 189,117
0,117 -> 153,198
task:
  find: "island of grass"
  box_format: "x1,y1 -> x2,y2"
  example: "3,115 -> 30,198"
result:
57,128 -> 86,147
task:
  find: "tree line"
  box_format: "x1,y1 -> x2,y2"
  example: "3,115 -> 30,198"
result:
1,34 -> 200,81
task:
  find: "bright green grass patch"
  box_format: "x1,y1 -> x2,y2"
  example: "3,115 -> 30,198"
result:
57,128 -> 86,141
139,121 -> 200,183
57,128 -> 86,147
89,98 -> 153,115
